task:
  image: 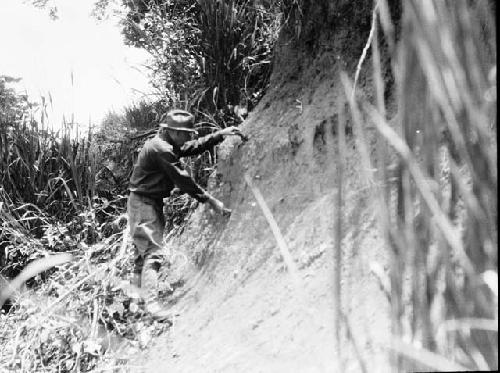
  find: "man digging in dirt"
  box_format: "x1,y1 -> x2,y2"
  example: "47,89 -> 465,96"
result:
127,109 -> 242,321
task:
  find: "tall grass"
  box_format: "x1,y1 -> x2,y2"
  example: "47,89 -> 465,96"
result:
1,113 -> 98,218
0,91 -> 107,280
194,0 -> 278,111
344,0 -> 497,370
123,100 -> 158,130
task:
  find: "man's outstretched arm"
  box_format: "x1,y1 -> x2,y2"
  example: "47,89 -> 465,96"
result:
179,126 -> 244,156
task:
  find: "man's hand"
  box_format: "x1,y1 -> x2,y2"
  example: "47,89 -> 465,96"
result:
218,126 -> 241,136
218,126 -> 249,142
206,194 -> 231,217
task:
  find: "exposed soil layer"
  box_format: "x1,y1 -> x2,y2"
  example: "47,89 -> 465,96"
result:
132,3 -> 398,371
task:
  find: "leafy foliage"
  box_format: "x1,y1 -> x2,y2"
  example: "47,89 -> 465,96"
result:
29,0 -> 59,19
0,76 -> 31,123
120,0 -> 280,115
123,100 -> 160,129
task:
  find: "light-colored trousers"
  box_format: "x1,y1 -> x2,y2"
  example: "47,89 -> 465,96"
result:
127,192 -> 166,301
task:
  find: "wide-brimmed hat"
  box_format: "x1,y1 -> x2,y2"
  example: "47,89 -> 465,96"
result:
159,109 -> 196,132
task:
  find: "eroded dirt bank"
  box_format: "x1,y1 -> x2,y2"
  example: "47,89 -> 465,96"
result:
135,3 -> 397,371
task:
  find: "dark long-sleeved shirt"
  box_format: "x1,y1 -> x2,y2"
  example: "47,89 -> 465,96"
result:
128,132 -> 223,202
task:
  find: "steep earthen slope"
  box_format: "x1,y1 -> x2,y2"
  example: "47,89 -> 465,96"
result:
137,2 -> 399,371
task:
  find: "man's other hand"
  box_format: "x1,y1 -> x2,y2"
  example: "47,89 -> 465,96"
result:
207,195 -> 232,217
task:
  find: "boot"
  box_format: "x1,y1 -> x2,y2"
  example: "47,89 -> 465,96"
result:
141,265 -> 172,322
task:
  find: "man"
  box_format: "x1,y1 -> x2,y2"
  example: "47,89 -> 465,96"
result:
127,109 -> 242,320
